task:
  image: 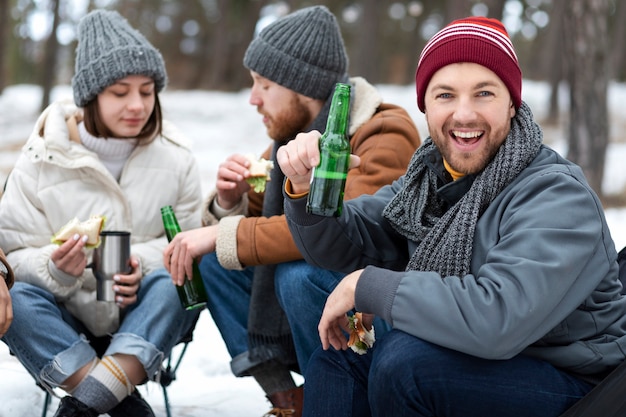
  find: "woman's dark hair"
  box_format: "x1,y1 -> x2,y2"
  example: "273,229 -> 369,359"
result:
82,93 -> 163,144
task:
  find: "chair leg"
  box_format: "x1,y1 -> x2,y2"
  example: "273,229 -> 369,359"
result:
171,342 -> 189,375
162,384 -> 172,417
41,390 -> 51,417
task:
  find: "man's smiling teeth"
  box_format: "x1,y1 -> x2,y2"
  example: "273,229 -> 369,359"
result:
452,130 -> 482,138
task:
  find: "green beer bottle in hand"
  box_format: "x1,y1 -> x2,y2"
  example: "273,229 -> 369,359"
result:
161,205 -> 208,310
307,82 -> 351,217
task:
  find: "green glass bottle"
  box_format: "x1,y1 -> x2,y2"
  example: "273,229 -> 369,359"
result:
160,205 -> 208,311
307,83 -> 351,217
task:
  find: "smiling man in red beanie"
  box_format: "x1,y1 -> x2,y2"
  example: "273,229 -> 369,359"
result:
276,16 -> 626,417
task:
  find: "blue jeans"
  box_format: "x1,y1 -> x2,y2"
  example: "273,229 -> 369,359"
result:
200,253 -> 386,375
2,269 -> 199,390
275,261 -> 389,375
304,329 -> 593,417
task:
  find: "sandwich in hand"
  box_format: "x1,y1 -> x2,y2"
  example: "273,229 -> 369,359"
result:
51,215 -> 106,248
347,312 -> 376,355
244,153 -> 274,193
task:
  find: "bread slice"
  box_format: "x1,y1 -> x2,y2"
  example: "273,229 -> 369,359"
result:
244,154 -> 274,192
51,215 -> 106,248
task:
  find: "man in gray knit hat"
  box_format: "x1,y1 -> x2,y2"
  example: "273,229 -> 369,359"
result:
163,5 -> 421,416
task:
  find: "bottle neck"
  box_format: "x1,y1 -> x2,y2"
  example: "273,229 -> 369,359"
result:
161,206 -> 181,241
325,85 -> 350,136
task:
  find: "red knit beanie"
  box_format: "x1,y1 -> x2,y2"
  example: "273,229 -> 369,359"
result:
415,16 -> 521,113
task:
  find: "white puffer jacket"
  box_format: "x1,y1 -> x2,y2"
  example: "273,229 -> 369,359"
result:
0,100 -> 202,335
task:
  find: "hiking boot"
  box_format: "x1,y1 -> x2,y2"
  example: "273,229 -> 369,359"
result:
53,396 -> 98,417
264,408 -> 296,416
107,390 -> 155,417
264,386 -> 303,417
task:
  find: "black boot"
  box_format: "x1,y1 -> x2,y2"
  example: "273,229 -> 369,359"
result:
53,396 -> 99,417
107,390 -> 155,417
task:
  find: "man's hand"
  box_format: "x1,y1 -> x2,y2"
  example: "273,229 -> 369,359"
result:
318,269 -> 364,351
278,130 -> 361,194
163,226 -> 218,285
277,130 -> 323,194
216,154 -> 254,209
0,278 -> 12,337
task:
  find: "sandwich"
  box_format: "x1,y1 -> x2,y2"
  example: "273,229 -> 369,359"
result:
245,153 -> 274,193
51,215 -> 106,248
347,312 -> 376,355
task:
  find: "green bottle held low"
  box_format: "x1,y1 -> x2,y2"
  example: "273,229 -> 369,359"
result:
160,205 -> 208,311
307,83 -> 351,217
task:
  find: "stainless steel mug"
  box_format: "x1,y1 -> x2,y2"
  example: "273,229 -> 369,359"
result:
92,231 -> 131,302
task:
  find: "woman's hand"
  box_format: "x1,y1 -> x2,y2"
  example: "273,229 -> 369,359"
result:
50,234 -> 89,276
112,256 -> 142,308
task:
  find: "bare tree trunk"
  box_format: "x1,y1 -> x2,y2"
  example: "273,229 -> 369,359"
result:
207,0 -> 262,90
609,0 -> 626,80
230,0 -> 267,89
444,0 -> 472,22
190,0 -> 263,90
351,0 -> 382,82
541,0 -> 566,124
482,0 -> 507,18
563,0 -> 610,198
0,0 -> 8,93
40,0 -> 61,112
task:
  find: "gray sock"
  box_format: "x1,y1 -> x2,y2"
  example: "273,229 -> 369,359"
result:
71,356 -> 132,413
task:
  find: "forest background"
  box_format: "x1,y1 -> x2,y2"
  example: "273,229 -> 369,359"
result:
0,0 -> 624,202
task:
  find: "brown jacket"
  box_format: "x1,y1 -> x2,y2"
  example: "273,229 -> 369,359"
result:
203,77 -> 421,269
0,249 -> 14,289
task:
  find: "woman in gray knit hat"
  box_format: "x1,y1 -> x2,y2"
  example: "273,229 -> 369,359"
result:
0,9 -> 202,417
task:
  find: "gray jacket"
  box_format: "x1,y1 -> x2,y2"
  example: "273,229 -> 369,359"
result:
285,145 -> 626,381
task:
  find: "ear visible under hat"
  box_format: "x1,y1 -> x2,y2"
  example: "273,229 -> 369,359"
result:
71,9 -> 167,107
243,5 -> 349,100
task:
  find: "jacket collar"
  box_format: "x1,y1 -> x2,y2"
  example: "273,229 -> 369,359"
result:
423,147 -> 476,208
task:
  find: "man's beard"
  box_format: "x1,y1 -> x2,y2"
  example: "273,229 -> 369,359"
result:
266,98 -> 314,142
430,123 -> 510,175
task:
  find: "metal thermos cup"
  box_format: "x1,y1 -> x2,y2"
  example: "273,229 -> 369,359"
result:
92,231 -> 131,302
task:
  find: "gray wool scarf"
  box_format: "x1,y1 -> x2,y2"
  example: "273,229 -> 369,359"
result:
383,102 -> 542,277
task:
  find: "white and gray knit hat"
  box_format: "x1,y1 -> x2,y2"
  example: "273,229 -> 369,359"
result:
71,9 -> 167,107
243,5 -> 348,100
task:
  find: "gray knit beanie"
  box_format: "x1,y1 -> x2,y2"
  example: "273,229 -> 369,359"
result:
243,5 -> 348,100
71,9 -> 167,107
